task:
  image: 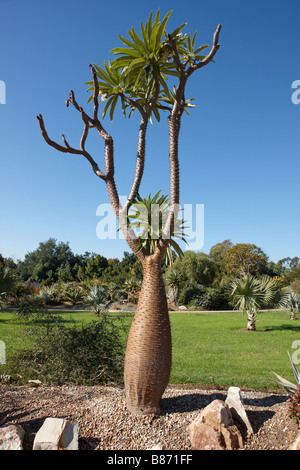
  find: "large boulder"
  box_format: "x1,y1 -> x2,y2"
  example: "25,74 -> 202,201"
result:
187,399 -> 243,450
0,423 -> 25,450
33,417 -> 79,450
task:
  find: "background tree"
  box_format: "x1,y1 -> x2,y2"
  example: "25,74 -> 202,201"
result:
171,250 -> 217,286
37,10 -> 221,415
224,243 -> 267,278
18,238 -> 77,284
209,239 -> 233,265
0,264 -> 17,309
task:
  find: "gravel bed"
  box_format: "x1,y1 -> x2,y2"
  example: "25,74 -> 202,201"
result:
0,384 -> 299,450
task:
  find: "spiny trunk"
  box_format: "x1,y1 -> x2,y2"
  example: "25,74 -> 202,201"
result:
124,256 -> 172,415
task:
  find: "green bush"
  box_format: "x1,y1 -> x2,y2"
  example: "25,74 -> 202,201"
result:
178,284 -> 205,305
178,284 -> 230,310
8,311 -> 127,386
193,286 -> 229,310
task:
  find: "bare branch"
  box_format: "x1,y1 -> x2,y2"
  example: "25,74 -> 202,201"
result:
89,64 -> 99,122
187,24 -> 221,76
36,114 -> 106,180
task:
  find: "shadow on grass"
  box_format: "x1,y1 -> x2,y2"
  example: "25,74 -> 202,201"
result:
264,323 -> 300,332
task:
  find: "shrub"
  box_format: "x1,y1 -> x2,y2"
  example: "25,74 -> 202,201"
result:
287,385 -> 300,426
84,285 -> 112,315
61,284 -> 84,306
37,285 -> 60,305
193,287 -> 228,311
14,295 -> 48,321
8,311 -> 126,386
178,284 -> 229,310
178,284 -> 205,306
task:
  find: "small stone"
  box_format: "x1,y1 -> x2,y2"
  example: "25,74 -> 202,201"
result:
33,417 -> 79,450
0,423 -> 25,450
225,386 -> 254,434
28,380 -> 42,386
148,443 -> 165,450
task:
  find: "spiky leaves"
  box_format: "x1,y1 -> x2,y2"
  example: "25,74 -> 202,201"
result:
230,275 -> 280,317
123,191 -> 188,265
86,9 -> 211,122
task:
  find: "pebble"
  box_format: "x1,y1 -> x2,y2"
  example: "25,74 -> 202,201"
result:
0,384 -> 299,450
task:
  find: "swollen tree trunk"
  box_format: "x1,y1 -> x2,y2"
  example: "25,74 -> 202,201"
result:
124,255 -> 172,415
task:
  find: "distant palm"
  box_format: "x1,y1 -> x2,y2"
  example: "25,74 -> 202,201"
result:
84,285 -> 112,316
279,288 -> 300,320
166,270 -> 182,305
230,275 -> 279,331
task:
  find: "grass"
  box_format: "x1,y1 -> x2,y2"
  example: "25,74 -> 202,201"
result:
0,309 -> 299,391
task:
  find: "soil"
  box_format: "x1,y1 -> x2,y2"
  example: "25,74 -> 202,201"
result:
0,383 -> 299,451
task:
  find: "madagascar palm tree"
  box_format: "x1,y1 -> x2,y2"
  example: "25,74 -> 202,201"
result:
37,10 -> 221,414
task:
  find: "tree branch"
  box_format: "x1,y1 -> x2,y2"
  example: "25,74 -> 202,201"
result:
187,24 -> 221,76
123,114 -> 148,215
36,114 -> 106,180
154,24 -> 221,261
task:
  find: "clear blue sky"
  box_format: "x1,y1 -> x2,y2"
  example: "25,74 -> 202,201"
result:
0,0 -> 299,263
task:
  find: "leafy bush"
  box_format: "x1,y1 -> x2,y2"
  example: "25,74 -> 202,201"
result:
178,284 -> 229,310
84,285 -> 112,315
178,284 -> 205,305
287,385 -> 300,425
8,311 -> 126,386
14,295 -> 48,320
61,284 -> 84,306
37,285 -> 60,305
272,351 -> 300,394
193,287 -> 228,311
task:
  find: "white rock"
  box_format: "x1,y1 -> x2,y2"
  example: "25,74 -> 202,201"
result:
33,417 -> 79,450
0,423 -> 25,450
225,386 -> 254,434
148,443 -> 165,450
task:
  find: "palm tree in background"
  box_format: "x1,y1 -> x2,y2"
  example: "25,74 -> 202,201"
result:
37,10 -> 221,414
0,265 -> 17,309
166,270 -> 182,305
279,288 -> 300,320
230,275 -> 280,331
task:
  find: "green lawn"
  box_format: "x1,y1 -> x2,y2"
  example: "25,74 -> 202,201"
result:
1,309 -> 299,391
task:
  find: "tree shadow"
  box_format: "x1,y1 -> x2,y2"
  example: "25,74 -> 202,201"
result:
264,323 -> 300,332
161,391 -> 226,414
243,394 -> 288,407
161,391 -> 288,435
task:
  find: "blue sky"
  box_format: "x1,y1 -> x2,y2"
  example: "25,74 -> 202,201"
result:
0,0 -> 299,263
